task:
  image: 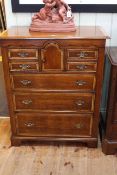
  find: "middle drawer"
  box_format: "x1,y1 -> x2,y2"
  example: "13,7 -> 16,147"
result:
13,93 -> 95,112
11,74 -> 96,91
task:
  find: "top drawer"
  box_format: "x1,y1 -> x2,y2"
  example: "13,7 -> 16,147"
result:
8,49 -> 38,60
67,48 -> 98,61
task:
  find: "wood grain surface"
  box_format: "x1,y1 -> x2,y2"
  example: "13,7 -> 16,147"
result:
0,26 -> 107,146
0,26 -> 109,39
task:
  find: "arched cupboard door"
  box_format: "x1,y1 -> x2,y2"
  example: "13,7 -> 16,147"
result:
41,43 -> 64,71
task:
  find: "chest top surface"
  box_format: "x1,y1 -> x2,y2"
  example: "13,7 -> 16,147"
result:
0,26 -> 109,40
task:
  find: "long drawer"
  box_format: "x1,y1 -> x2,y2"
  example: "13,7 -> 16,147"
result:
15,113 -> 93,137
13,93 -> 95,112
11,74 -> 96,91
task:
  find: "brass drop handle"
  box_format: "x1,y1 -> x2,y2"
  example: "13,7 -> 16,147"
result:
77,52 -> 88,58
24,122 -> 35,127
76,100 -> 85,106
22,99 -> 32,105
76,65 -> 87,70
20,80 -> 32,86
18,52 -> 29,57
80,52 -> 88,58
19,64 -> 31,70
76,80 -> 87,86
75,123 -> 83,129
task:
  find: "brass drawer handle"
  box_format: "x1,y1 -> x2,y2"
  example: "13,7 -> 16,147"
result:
76,80 -> 87,86
24,122 -> 35,127
76,100 -> 85,106
76,65 -> 87,70
17,52 -> 29,57
22,100 -> 32,105
19,64 -> 31,70
20,80 -> 32,86
75,123 -> 83,129
77,52 -> 88,58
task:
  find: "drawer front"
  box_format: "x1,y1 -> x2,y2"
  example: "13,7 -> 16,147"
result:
9,62 -> 39,72
15,113 -> 93,137
67,49 -> 98,61
11,74 -> 96,91
14,93 -> 95,112
8,49 -> 38,60
67,62 -> 97,72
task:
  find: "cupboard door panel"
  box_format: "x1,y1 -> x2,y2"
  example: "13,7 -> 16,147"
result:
41,43 -> 63,71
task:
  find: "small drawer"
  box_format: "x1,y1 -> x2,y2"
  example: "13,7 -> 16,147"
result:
8,49 -> 38,60
9,62 -> 39,72
67,49 -> 98,61
15,113 -> 93,137
14,93 -> 95,112
67,62 -> 97,72
11,74 -> 96,91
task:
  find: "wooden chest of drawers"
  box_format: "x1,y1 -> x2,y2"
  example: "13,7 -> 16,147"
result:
0,26 -> 108,146
100,47 -> 117,154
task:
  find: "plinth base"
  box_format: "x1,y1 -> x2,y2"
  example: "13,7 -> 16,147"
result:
29,22 -> 76,32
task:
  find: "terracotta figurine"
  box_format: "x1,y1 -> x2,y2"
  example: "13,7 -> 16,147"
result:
29,0 -> 76,32
32,0 -> 56,22
54,0 -> 72,23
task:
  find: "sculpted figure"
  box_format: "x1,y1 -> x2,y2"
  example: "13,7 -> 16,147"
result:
29,0 -> 76,32
55,0 -> 72,23
32,0 -> 56,22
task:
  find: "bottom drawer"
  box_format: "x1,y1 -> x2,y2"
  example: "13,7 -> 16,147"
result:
15,113 -> 93,137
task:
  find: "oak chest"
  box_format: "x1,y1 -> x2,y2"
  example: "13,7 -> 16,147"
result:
0,26 -> 108,146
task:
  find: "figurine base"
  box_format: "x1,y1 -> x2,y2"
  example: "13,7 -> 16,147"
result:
29,23 -> 76,32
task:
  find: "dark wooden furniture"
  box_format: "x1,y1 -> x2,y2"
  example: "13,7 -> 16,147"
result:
100,47 -> 117,154
0,26 -> 108,146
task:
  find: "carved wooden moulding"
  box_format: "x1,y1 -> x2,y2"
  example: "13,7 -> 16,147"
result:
29,0 -> 76,32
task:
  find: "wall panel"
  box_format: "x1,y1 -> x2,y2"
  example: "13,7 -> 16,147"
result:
110,14 -> 117,46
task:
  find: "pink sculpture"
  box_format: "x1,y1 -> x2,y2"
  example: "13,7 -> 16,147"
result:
29,0 -> 76,32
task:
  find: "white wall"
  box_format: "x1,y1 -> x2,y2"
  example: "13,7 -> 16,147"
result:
4,0 -> 117,46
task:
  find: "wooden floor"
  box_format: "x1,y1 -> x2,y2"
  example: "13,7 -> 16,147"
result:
0,118 -> 117,175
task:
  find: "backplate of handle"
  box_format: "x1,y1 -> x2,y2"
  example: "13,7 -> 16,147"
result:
22,99 -> 32,105
78,52 -> 88,58
18,52 -> 29,57
19,64 -> 31,70
76,100 -> 85,106
76,80 -> 87,86
75,123 -> 83,129
76,65 -> 87,70
24,122 -> 35,127
20,80 -> 32,86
